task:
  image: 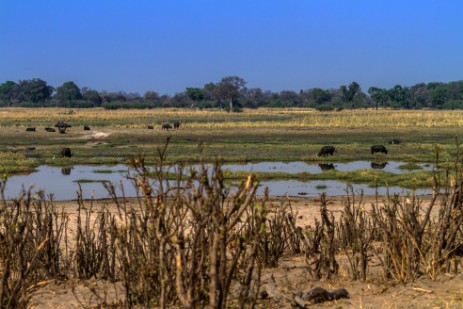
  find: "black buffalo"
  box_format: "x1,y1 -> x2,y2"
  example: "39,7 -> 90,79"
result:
371,162 -> 389,169
147,125 -> 154,129
26,127 -> 36,132
319,163 -> 336,171
83,125 -> 91,130
388,138 -> 402,144
173,121 -> 180,129
61,147 -> 72,158
59,128 -> 67,134
317,145 -> 336,157
162,123 -> 172,130
55,121 -> 72,129
45,127 -> 56,132
371,145 -> 388,155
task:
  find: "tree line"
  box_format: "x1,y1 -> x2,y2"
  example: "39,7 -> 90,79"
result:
1,76 -> 463,111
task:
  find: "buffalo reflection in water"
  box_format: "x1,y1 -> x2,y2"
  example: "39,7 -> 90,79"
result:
370,162 -> 389,170
319,163 -> 336,172
61,167 -> 72,175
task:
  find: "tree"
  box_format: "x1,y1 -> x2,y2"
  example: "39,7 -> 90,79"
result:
55,81 -> 82,103
368,87 -> 388,109
17,78 -> 53,103
0,81 -> 18,105
387,85 -> 411,108
82,87 -> 102,106
242,87 -> 265,108
186,87 -> 204,108
213,76 -> 246,111
144,91 -> 160,103
306,88 -> 332,105
341,82 -> 361,103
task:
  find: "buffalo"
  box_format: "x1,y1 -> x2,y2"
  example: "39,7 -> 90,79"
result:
371,145 -> 388,155
26,127 -> 36,132
371,162 -> 389,169
61,147 -> 72,158
173,121 -> 180,129
388,138 -> 402,144
83,125 -> 91,130
319,163 -> 336,171
45,127 -> 56,132
55,121 -> 71,134
317,145 -> 336,157
162,123 -> 172,130
147,125 -> 154,129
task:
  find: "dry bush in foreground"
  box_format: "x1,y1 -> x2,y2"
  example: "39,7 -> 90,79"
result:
1,142 -> 463,308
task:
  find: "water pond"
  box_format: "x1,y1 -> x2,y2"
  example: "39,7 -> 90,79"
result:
3,161 -> 433,200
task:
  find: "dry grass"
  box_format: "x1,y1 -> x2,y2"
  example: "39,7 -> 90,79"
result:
2,107 -> 463,129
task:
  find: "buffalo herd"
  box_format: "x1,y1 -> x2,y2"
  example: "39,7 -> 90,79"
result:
317,144 -> 391,157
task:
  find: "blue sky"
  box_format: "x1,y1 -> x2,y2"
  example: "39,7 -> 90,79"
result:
1,1 -> 462,95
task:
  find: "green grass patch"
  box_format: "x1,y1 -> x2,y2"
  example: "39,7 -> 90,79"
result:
398,162 -> 423,170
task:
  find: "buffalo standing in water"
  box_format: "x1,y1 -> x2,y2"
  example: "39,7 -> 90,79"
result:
371,145 -> 388,155
61,147 -> 72,158
317,145 -> 336,157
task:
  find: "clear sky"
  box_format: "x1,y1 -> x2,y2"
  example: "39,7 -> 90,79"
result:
1,1 -> 462,95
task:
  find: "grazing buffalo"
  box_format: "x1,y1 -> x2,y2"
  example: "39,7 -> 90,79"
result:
317,145 -> 336,157
319,163 -> 336,171
371,145 -> 388,155
388,138 -> 402,144
26,127 -> 36,132
61,147 -> 72,158
55,121 -> 71,133
45,127 -> 56,132
26,147 -> 36,151
173,121 -> 180,129
147,125 -> 154,129
55,121 -> 72,129
371,162 -> 389,169
83,125 -> 91,130
162,123 -> 172,130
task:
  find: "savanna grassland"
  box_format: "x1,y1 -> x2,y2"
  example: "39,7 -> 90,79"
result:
1,107 -> 463,188
3,108 -> 463,308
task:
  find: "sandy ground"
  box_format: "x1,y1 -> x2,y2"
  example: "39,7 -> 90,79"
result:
26,194 -> 463,308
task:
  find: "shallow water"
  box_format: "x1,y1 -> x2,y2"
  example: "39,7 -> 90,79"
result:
3,162 -> 433,200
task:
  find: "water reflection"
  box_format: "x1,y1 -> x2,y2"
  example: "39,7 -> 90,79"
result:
319,163 -> 336,171
61,167 -> 72,175
370,162 -> 389,170
3,162 -> 434,201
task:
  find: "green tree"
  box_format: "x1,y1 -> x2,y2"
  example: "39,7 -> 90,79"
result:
368,87 -> 388,109
213,76 -> 246,112
17,78 -> 53,103
387,85 -> 411,108
0,81 -> 18,105
186,87 -> 204,108
55,81 -> 82,103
